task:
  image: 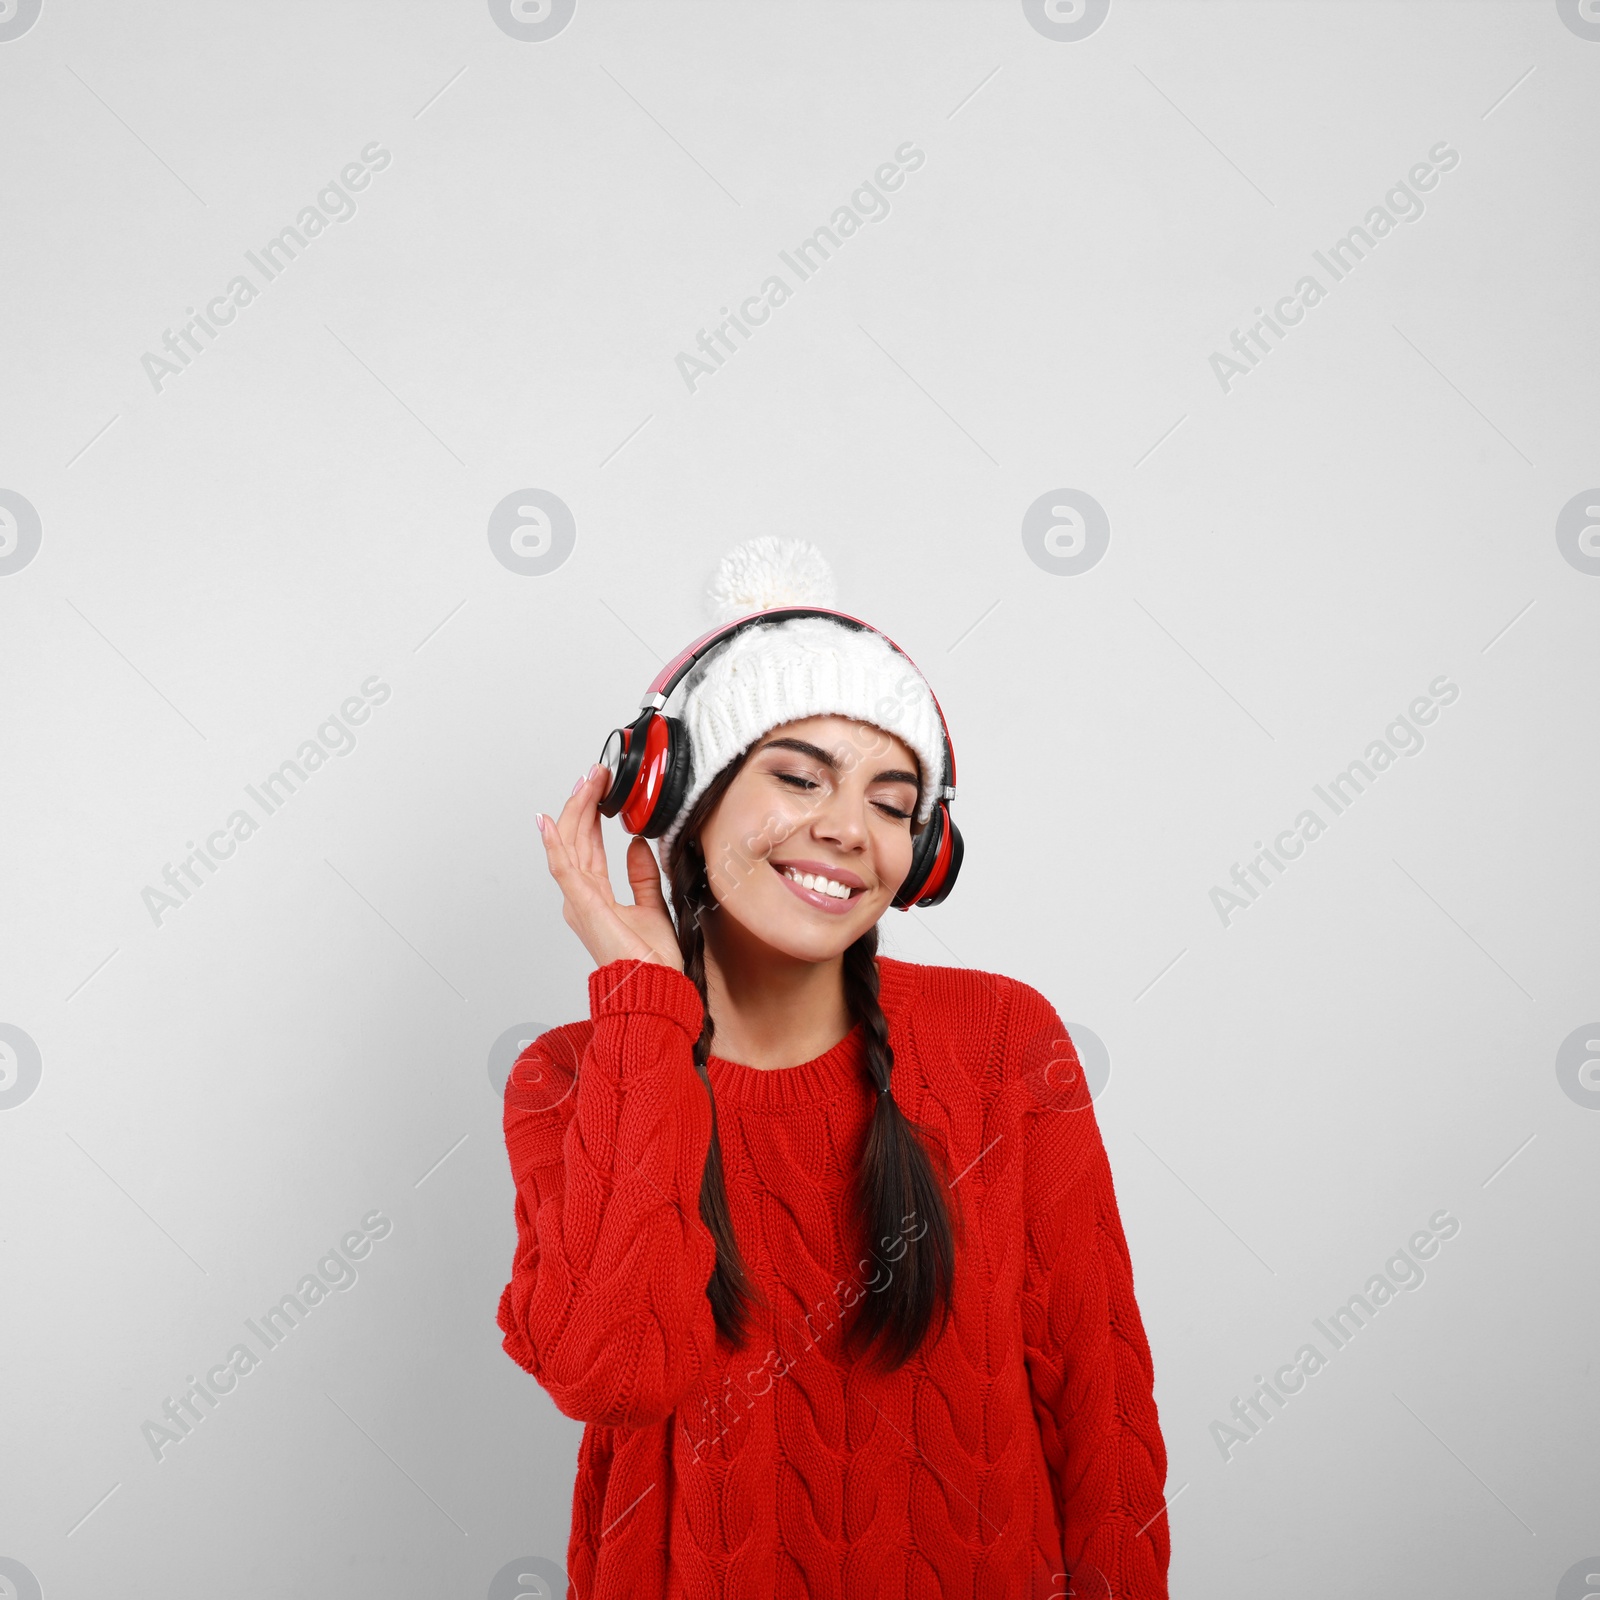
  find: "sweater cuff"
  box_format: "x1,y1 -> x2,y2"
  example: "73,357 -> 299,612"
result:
588,958 -> 704,1041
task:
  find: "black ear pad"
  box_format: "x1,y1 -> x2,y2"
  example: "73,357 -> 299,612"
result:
638,715 -> 695,839
893,810 -> 941,909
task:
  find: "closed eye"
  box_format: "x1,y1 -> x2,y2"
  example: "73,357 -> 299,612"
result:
775,771 -> 913,821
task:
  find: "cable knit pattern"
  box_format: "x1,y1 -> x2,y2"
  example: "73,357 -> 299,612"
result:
498,956 -> 1170,1599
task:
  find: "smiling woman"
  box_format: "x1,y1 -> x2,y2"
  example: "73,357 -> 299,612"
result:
666,713 -> 926,1060
500,537 -> 1170,1599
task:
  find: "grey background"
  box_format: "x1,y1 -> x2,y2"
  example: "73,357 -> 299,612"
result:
1,0 -> 1596,1595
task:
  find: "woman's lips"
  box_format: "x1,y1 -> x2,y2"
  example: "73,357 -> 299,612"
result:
770,861 -> 862,915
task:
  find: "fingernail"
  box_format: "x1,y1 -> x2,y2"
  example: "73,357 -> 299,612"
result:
571,774 -> 585,794
535,813 -> 546,833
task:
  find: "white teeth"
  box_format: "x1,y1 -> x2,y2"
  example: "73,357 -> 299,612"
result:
782,867 -> 853,899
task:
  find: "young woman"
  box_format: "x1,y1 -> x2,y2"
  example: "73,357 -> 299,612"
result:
497,539 -> 1171,1599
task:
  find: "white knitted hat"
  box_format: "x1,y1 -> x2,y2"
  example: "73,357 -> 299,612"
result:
659,537 -> 948,865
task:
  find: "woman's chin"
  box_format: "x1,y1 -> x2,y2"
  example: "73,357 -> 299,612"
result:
725,891 -> 874,960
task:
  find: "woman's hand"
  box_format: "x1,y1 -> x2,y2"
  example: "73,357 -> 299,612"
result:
536,765 -> 686,974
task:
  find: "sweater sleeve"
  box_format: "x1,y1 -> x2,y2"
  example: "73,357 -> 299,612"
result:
1012,985 -> 1171,1598
496,956 -> 721,1429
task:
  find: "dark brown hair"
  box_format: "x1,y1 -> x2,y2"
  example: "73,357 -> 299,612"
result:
665,746 -> 960,1371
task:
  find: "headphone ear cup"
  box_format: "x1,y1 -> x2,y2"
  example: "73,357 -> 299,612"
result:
893,803 -> 962,909
638,714 -> 692,839
927,813 -> 963,905
597,708 -> 652,821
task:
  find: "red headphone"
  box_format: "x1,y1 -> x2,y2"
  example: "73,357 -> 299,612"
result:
595,605 -> 963,909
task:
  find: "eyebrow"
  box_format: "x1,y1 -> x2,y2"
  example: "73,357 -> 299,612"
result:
756,736 -> 920,788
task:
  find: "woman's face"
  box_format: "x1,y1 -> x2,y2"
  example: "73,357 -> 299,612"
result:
695,714 -> 923,961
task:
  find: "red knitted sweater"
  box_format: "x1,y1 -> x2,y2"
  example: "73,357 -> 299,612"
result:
497,955 -> 1170,1599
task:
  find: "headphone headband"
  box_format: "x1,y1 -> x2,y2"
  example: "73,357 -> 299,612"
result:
640,604 -> 957,799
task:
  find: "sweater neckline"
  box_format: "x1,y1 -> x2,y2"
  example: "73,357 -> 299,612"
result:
707,1025 -> 865,1109
703,955 -> 916,1111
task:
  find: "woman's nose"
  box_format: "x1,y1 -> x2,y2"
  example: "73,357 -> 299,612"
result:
811,790 -> 868,846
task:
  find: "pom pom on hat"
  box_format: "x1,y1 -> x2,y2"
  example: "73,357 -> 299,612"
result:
703,535 -> 837,624
661,537 -> 947,866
